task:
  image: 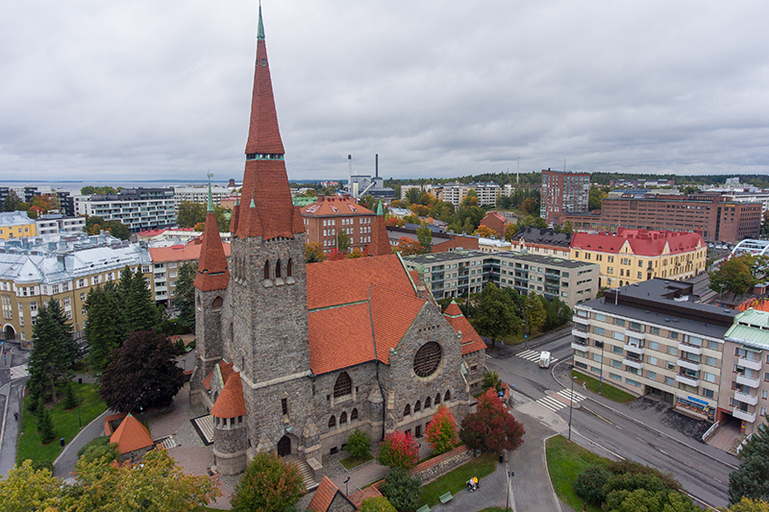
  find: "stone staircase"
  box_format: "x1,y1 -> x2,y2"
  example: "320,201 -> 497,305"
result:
288,457 -> 319,491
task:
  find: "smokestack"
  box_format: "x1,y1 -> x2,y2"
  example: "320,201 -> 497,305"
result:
375,154 -> 379,178
348,154 -> 353,195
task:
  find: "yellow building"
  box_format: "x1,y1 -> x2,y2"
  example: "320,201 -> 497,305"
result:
569,228 -> 707,288
0,212 -> 36,241
0,232 -> 152,348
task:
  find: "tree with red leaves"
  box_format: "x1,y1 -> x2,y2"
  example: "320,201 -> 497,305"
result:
377,431 -> 420,469
394,237 -> 424,256
460,388 -> 525,453
326,248 -> 347,261
425,405 -> 459,455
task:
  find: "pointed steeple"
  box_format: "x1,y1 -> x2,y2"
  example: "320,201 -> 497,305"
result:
195,175 -> 230,292
229,194 -> 240,233
367,202 -> 392,257
237,6 -> 303,241
206,173 -> 214,212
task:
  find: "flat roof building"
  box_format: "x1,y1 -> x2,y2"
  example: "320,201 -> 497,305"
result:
540,169 -> 590,224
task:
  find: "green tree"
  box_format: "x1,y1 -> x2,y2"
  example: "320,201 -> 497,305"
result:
425,404 -> 459,455
589,187 -> 608,210
380,467 -> 421,512
231,452 -> 304,512
125,271 -> 161,332
360,496 -> 398,512
100,330 -> 185,413
76,436 -> 119,467
345,428 -> 372,459
36,398 -> 56,444
520,196 -> 538,215
461,188 -> 479,207
213,204 -> 231,232
174,262 -> 197,333
416,222 -> 432,253
604,488 -> 698,512
84,282 -> 128,374
63,380 -> 77,410
0,460 -> 67,510
533,217 -> 548,229
722,498 -> 769,511
306,242 -> 327,263
574,465 -> 612,506
471,283 -> 520,342
503,223 -> 518,242
338,230 -> 351,253
729,420 -> 769,504
27,298 -> 78,403
562,220 -> 574,235
525,293 -> 547,336
176,201 -> 207,228
405,187 -> 422,205
2,190 -> 22,212
481,370 -> 503,393
710,256 -> 759,299
460,388 -> 525,453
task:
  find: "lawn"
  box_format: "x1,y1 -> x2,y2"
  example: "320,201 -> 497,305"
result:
419,452 -> 497,508
545,435 -> 610,512
572,370 -> 636,404
340,452 -> 374,470
17,382 -> 107,466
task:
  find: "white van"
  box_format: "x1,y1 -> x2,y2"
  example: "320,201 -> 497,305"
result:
538,351 -> 552,368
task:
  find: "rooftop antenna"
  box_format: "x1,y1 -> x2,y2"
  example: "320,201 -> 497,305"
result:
517,156 -> 520,184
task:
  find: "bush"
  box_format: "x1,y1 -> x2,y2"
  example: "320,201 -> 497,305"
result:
36,400 -> 56,445
481,371 -> 503,393
607,459 -> 681,492
573,465 -> 611,505
231,452 -> 304,512
76,436 -> 119,465
377,431 -> 419,470
63,381 -> 78,410
603,472 -> 671,496
345,428 -> 372,458
30,459 -> 54,473
359,496 -> 397,512
380,467 -> 421,512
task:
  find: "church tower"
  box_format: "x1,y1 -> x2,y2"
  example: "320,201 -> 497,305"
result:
223,5 -> 314,461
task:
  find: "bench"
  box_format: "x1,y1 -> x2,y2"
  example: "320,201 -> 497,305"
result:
417,505 -> 431,512
439,492 -> 453,504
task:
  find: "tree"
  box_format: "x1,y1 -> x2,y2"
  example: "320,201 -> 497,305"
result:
347,248 -> 366,259
345,428 -> 372,458
604,488 -> 698,512
503,223 -> 517,242
36,399 -> 56,445
425,405 -> 459,455
562,220 -> 574,235
327,248 -> 347,261
520,196 -> 538,215
710,256 -> 759,299
337,230 -> 351,254
394,237 -> 425,256
71,448 -> 221,511
589,187 -> 608,210
63,381 -> 77,410
461,189 -> 479,207
723,498 -> 769,512
305,242 -> 327,263
460,388 -> 525,453
471,283 -> 520,341
100,330 -> 185,413
213,204 -> 231,232
231,452 -> 304,512
380,467 -> 421,512
405,188 -> 422,205
174,262 -> 197,333
76,436 -> 119,467
416,222 -> 432,252
0,460 -> 67,511
84,282 -> 128,374
525,292 -> 547,336
360,496 -> 398,512
386,217 -> 405,228
533,217 -> 548,229
84,216 -> 130,239
481,371 -> 503,393
729,420 -> 769,504
81,186 -> 118,195
2,190 -> 22,212
410,204 -> 429,217
177,201 -> 207,228
27,298 -> 78,403
377,431 -> 419,469
574,465 -> 612,506
125,271 -> 161,333
475,225 -> 497,238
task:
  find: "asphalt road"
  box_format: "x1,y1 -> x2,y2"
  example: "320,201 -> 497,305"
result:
487,330 -> 739,509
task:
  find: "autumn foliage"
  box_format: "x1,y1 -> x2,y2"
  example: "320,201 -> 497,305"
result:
425,405 -> 459,455
377,431 -> 420,469
474,225 -> 497,238
460,389 -> 525,453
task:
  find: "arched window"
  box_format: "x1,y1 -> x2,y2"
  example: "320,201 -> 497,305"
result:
328,416 -> 336,428
276,259 -> 282,278
340,411 -> 347,425
264,260 -> 270,280
212,296 -> 223,310
351,408 -> 358,421
404,403 -> 411,416
425,396 -> 431,409
287,258 -> 293,277
334,372 -> 352,399
414,400 -> 421,413
444,390 -> 451,402
435,392 -> 441,405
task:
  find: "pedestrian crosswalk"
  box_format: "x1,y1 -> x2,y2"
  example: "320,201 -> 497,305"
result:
10,364 -> 28,380
535,389 -> 586,413
516,349 -> 559,365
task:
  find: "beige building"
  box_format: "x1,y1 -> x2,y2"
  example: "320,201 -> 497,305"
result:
0,212 -> 36,241
570,228 -> 707,288
0,232 -> 152,348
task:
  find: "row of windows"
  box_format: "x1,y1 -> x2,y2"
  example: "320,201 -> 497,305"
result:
404,390 -> 451,417
328,408 -> 359,428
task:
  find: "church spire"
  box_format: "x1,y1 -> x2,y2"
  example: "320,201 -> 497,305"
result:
367,201 -> 392,257
195,174 -> 230,292
236,6 -> 304,240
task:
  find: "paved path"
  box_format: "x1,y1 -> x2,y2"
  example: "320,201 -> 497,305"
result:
53,409 -> 111,479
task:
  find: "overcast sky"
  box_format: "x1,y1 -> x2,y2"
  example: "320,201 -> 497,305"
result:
2,1 -> 769,184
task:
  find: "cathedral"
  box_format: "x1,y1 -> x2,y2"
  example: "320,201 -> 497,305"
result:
189,7 -> 487,477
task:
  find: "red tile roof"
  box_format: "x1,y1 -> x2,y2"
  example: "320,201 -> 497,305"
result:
194,211 -> 231,292
245,37 -> 284,155
443,302 -> 487,355
480,211 -> 507,236
571,228 -> 704,257
309,302 -> 375,375
348,486 -> 383,509
300,196 -> 374,217
211,372 -> 246,418
110,413 -> 153,455
307,477 -> 349,512
237,160 -> 305,240
150,240 -> 231,264
370,285 -> 427,364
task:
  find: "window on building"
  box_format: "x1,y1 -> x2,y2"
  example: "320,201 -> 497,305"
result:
647,356 -> 658,366
414,400 -> 421,413
425,396 -> 431,409
334,372 -> 352,399
264,261 -> 270,280
328,416 -> 336,428
340,411 -> 347,425
281,398 -> 288,415
351,408 -> 358,420
444,390 -> 451,402
614,318 -> 625,327
404,403 -> 411,416
435,392 -> 441,405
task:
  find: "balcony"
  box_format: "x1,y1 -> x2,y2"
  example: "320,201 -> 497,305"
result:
623,358 -> 644,370
678,342 -> 702,356
624,342 -> 645,356
571,340 -> 589,351
734,390 -> 759,406
624,328 -> 645,340
572,328 -> 589,338
738,356 -> 762,372
573,316 -> 590,326
733,408 -> 757,423
736,373 -> 761,389
676,374 -> 700,387
677,358 -> 701,372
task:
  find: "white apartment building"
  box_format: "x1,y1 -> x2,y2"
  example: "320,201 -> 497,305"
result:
433,182 -> 501,208
173,185 -> 230,212
35,211 -> 86,236
75,188 -> 175,232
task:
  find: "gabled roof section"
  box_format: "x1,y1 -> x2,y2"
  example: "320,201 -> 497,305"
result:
571,229 -> 704,257
211,372 -> 246,418
443,303 -> 487,355
109,413 -> 153,455
309,302 -> 375,375
370,285 -> 426,364
194,211 -> 230,292
307,477 -> 356,512
300,196 -> 374,217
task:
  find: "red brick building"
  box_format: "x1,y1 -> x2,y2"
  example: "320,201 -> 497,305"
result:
300,196 -> 375,253
540,169 -> 590,224
479,211 -> 508,237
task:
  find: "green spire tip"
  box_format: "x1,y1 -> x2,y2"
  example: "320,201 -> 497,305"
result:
206,173 -> 214,213
257,3 -> 265,41
377,201 -> 384,216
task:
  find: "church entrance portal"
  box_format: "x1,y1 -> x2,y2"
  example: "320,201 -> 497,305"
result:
277,435 -> 291,457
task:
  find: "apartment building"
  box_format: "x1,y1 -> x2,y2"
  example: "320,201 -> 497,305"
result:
573,280 -> 739,422
0,232 -> 152,348
403,250 -> 599,308
75,188 -> 176,232
563,194 -> 762,244
173,185 -> 230,212
0,212 -> 36,241
35,211 -> 86,235
433,182 -> 501,208
570,228 -> 707,288
720,308 -> 769,435
509,227 -> 572,258
540,169 -> 590,224
300,195 -> 375,253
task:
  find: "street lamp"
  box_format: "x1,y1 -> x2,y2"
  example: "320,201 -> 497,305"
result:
568,375 -> 577,442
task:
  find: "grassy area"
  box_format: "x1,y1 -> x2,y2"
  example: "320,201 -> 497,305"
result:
340,452 -> 374,470
545,435 -> 610,512
17,382 -> 107,466
572,370 -> 636,404
419,452 -> 497,508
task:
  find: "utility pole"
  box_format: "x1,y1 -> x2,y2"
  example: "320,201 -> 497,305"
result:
568,375 -> 577,442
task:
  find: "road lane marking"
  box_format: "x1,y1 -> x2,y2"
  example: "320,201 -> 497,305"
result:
516,349 -> 560,365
